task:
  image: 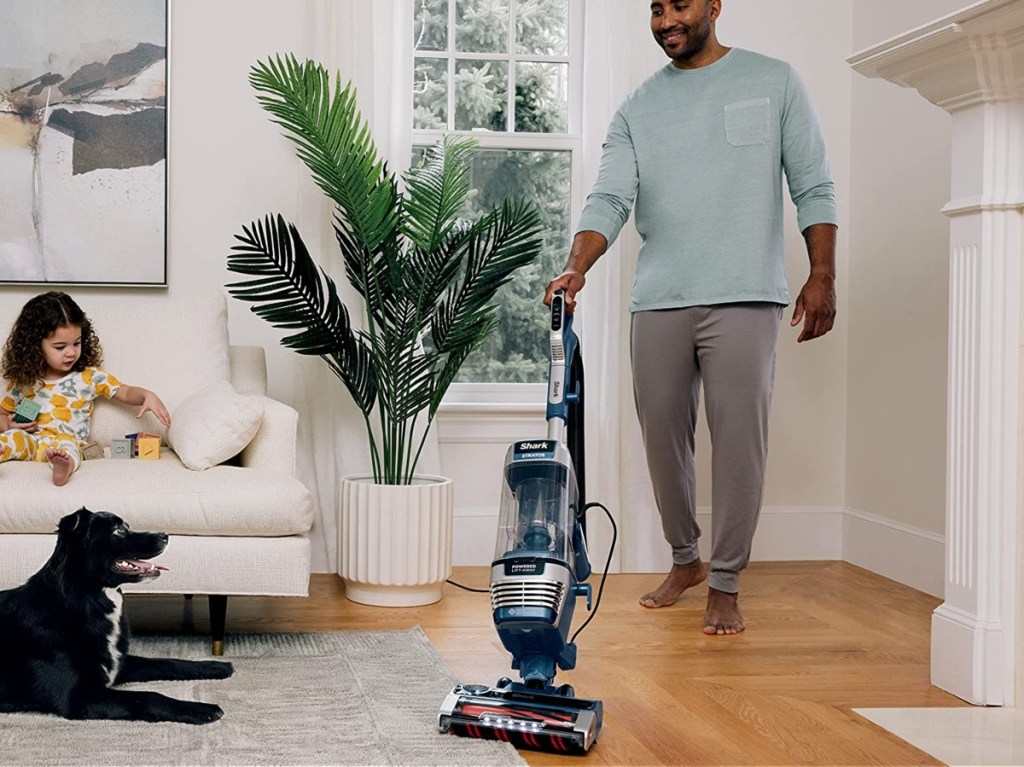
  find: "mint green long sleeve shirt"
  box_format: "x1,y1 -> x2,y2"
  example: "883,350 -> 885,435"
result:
576,48 -> 837,312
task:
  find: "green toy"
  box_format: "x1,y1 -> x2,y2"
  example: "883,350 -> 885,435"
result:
12,399 -> 40,423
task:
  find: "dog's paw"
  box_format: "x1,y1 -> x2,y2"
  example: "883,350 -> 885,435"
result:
198,660 -> 234,679
180,702 -> 224,725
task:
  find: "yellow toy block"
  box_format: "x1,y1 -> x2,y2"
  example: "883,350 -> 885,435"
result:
137,436 -> 161,460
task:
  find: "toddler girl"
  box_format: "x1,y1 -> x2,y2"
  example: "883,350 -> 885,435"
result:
0,292 -> 171,486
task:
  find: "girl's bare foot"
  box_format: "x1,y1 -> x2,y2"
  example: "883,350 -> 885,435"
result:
47,448 -> 74,486
703,587 -> 745,635
639,560 -> 708,608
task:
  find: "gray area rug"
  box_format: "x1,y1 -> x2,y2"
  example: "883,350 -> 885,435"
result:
0,629 -> 526,767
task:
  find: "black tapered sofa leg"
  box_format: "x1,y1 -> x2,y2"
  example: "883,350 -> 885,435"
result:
208,595 -> 228,656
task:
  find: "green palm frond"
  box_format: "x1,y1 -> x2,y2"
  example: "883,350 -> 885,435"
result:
402,137 -> 475,254
227,214 -> 376,415
431,198 -> 543,353
333,217 -> 401,330
231,54 -> 546,483
366,332 -> 439,424
400,234 -> 468,325
250,55 -> 400,251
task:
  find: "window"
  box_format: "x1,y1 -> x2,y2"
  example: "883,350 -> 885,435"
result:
413,0 -> 583,386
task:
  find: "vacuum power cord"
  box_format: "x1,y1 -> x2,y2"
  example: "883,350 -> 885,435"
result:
570,501 -> 616,644
445,579 -> 488,593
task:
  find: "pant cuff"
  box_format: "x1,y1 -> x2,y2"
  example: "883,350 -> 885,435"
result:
709,570 -> 739,593
671,541 -> 700,566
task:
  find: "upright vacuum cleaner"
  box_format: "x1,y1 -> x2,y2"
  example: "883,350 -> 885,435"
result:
438,291 -> 604,755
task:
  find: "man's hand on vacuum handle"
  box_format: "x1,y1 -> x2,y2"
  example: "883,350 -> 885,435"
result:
544,230 -> 609,313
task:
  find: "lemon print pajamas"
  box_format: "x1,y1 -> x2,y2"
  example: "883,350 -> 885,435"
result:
1,367 -> 122,471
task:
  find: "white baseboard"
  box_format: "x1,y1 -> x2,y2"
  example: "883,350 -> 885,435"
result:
737,506 -> 845,562
931,603 -> 1008,705
842,507 -> 944,597
454,504 -> 945,598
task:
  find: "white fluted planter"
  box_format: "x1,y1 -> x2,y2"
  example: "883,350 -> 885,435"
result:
338,474 -> 454,607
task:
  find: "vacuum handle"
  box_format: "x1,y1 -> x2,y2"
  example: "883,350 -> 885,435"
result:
547,290 -> 577,434
551,290 -> 566,333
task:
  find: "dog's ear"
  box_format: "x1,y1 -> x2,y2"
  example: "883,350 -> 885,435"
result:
57,507 -> 93,536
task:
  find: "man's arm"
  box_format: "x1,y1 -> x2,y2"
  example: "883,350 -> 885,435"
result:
780,65 -> 838,343
543,230 -> 609,312
544,105 -> 637,313
791,223 -> 837,343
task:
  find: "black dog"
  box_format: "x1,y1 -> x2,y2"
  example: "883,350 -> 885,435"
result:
0,507 -> 233,724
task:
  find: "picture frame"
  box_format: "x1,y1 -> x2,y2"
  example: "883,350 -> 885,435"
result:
0,0 -> 169,286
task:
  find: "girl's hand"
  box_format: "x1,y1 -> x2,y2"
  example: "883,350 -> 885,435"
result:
136,390 -> 171,427
6,419 -> 37,433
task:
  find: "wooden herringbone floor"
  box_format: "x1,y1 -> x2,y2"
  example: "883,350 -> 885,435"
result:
127,562 -> 966,766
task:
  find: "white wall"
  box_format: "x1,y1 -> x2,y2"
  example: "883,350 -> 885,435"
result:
846,0 -> 966,535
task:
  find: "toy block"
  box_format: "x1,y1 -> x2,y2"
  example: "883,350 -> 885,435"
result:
110,439 -> 133,459
123,432 -> 161,458
137,436 -> 161,460
81,441 -> 105,461
12,399 -> 40,423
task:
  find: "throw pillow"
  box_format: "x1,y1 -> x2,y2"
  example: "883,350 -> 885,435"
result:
167,381 -> 265,470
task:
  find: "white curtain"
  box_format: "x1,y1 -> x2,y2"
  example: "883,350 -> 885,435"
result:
577,2 -> 669,574
291,0 -> 439,573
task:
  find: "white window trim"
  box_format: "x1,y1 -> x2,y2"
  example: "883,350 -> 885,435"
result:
438,381 -> 547,415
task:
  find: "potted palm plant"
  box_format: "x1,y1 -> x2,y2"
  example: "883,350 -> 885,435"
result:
226,55 -> 543,606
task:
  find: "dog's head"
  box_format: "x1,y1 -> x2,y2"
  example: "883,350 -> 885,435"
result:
54,507 -> 169,587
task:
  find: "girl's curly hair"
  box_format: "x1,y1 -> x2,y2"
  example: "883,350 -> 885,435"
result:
1,292 -> 103,388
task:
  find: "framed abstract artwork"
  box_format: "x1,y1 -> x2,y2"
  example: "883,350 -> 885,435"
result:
0,0 -> 168,286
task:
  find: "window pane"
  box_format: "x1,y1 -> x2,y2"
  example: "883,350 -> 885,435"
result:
414,57 -> 448,129
515,62 -> 567,133
454,60 -> 508,131
457,149 -> 572,383
516,0 -> 568,56
414,0 -> 449,51
456,0 -> 509,54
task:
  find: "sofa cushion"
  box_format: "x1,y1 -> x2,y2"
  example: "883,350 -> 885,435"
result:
0,455 -> 314,536
0,292 -> 230,447
167,381 -> 265,470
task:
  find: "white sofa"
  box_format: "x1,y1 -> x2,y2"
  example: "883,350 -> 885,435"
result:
0,292 -> 314,653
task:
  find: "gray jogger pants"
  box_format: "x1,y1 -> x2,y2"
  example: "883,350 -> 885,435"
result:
630,303 -> 783,594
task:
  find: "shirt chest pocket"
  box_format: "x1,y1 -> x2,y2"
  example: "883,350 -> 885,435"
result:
724,97 -> 771,147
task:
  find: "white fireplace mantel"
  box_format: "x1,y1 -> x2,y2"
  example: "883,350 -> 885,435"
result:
850,0 -> 1024,706
850,0 -> 1024,111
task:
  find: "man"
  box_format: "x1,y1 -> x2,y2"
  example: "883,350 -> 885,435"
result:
544,0 -> 837,635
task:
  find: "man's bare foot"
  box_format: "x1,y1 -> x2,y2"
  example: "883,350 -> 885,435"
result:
703,587 -> 745,635
639,560 -> 708,608
47,448 -> 74,487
